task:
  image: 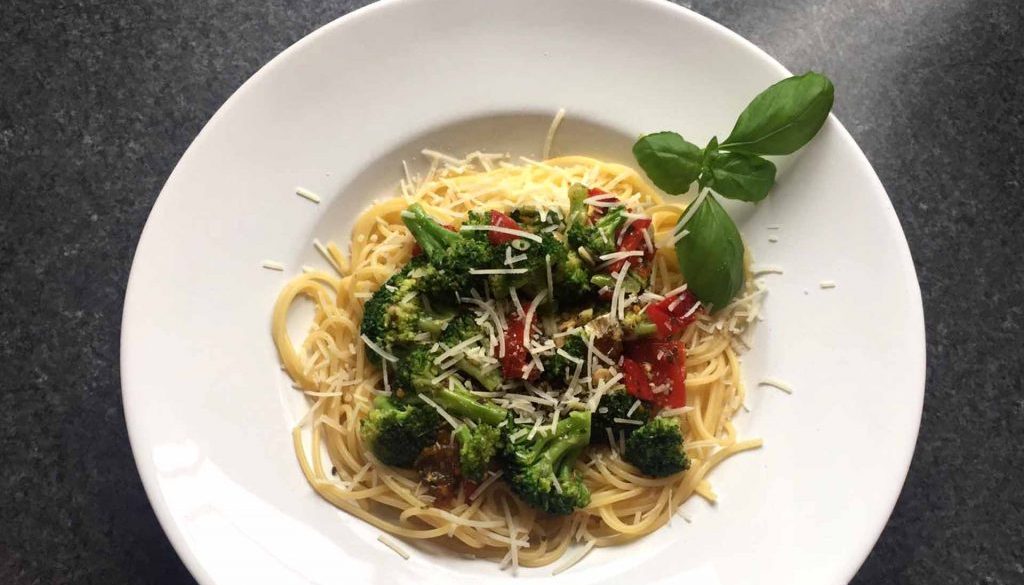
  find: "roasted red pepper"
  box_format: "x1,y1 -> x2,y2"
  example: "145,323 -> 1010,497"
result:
501,308 -> 535,380
644,290 -> 701,338
621,339 -> 687,408
609,218 -> 652,275
487,211 -> 522,245
586,187 -> 620,221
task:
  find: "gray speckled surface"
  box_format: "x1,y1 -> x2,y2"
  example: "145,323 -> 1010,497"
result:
1,0 -> 1022,583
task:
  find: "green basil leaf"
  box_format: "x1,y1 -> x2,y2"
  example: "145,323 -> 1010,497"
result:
721,71 -> 834,155
705,151 -> 777,202
675,193 -> 744,311
632,132 -> 703,195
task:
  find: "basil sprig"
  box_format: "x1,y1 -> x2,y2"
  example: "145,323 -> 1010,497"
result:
633,71 -> 834,310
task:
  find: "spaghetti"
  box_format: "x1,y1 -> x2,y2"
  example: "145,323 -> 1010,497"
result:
272,153 -> 762,570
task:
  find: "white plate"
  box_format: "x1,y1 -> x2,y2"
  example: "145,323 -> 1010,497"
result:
121,0 -> 925,583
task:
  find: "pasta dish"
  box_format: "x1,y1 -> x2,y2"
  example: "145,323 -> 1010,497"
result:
271,151 -> 763,572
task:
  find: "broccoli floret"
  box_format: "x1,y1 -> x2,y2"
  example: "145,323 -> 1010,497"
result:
394,348 -> 507,425
540,334 -> 587,385
619,307 -> 660,338
590,270 -> 648,297
440,314 -> 502,392
555,248 -> 593,303
402,203 -> 495,296
360,395 -> 441,467
591,389 -> 651,445
454,423 -> 501,482
510,207 -> 563,234
488,232 -> 566,299
566,183 -> 627,258
503,410 -> 592,515
360,259 -> 451,361
624,417 -> 691,477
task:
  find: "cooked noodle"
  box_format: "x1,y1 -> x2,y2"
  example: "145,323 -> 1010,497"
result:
272,153 -> 762,569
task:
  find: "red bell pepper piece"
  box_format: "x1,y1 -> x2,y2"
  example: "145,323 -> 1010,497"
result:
621,339 -> 687,408
644,290 -> 701,338
487,211 -> 522,245
609,218 -> 652,275
501,308 -> 536,380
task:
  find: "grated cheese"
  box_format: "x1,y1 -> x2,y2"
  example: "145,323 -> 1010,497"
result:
545,254 -> 554,304
470,268 -> 528,275
759,377 -> 794,394
612,417 -> 643,426
418,394 -> 464,429
469,470 -> 504,500
675,189 -> 708,232
460,224 -> 542,243
360,334 -> 398,363
556,348 -> 584,365
261,260 -> 285,271
671,228 -> 690,246
295,187 -> 321,204
462,298 -> 506,358
521,290 -> 547,350
433,334 -> 483,365
819,280 -> 837,289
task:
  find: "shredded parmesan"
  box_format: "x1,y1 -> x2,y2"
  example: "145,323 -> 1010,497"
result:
759,377 -> 794,394
545,254 -> 554,304
470,268 -> 528,275
261,260 -> 284,271
460,224 -> 542,242
613,417 -> 643,426
469,470 -> 503,500
462,298 -> 506,357
676,189 -> 708,231
295,187 -> 321,204
522,290 -> 547,348
418,394 -> 464,429
360,334 -> 398,363
819,280 -> 837,289
671,227 -> 690,246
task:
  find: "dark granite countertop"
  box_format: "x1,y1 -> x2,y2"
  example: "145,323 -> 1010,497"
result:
1,1 -> 1022,583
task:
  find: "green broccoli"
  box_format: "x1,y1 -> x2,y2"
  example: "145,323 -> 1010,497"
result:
360,395 -> 441,467
540,334 -> 587,385
590,269 -> 648,298
503,410 -> 592,515
394,348 -> 507,425
624,417 -> 691,477
619,307 -> 661,339
402,203 -> 495,296
510,207 -> 562,234
566,183 -> 627,258
487,232 -> 567,299
360,258 -> 452,361
454,423 -> 501,482
555,248 -> 593,304
440,314 -> 502,392
591,389 -> 651,445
